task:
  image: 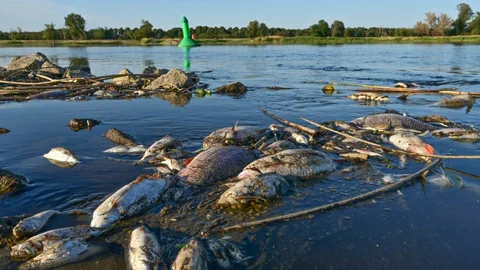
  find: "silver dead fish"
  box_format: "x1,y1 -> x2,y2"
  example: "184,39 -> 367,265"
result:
351,113 -> 435,132
203,123 -> 266,149
262,140 -> 296,155
13,210 -> 59,239
217,173 -> 294,207
18,240 -> 89,270
128,226 -> 163,270
10,225 -> 101,259
389,133 -> 435,155
140,135 -> 182,162
171,239 -> 208,270
178,146 -> 256,185
206,239 -> 249,269
91,178 -> 170,229
43,147 -> 80,165
238,149 -> 335,180
104,145 -> 147,154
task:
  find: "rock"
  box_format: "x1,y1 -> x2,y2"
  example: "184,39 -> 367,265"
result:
0,214 -> 29,247
103,128 -> 139,146
5,52 -> 49,71
145,68 -> 197,90
112,68 -> 139,86
215,81 -> 248,94
39,61 -> 65,77
93,90 -> 105,97
0,128 -> 10,134
68,119 -> 101,132
0,169 -> 28,195
142,66 -> 169,76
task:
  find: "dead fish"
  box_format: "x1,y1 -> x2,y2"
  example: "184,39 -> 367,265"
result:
238,149 -> 335,180
104,145 -> 147,154
217,173 -> 294,207
104,128 -> 139,147
351,113 -> 435,132
395,82 -> 419,88
13,210 -> 59,239
431,128 -> 467,137
439,94 -> 474,108
171,239 -> 208,270
269,124 -> 284,132
27,90 -> 70,100
10,225 -> 101,259
18,240 -> 90,270
347,93 -> 389,102
161,158 -> 183,171
203,124 -> 266,148
290,133 -> 308,145
91,178 -> 170,228
389,133 -> 435,155
128,226 -> 163,270
206,239 -> 249,269
155,149 -> 191,160
178,146 -> 256,186
353,149 -> 383,157
43,147 -> 80,165
262,140 -> 296,155
417,114 -> 453,126
448,130 -> 480,143
139,135 -> 182,162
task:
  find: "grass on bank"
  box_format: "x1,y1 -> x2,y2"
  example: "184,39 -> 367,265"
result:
1,35 -> 480,47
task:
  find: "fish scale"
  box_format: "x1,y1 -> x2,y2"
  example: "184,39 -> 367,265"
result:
178,146 -> 256,185
352,113 -> 436,132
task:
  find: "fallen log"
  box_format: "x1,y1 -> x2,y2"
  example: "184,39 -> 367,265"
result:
258,107 -> 317,136
221,159 -> 441,232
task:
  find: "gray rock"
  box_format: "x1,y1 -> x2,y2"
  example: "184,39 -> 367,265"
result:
215,81 -> 248,94
40,61 -> 65,77
0,169 -> 28,195
103,128 -> 139,146
0,128 -> 10,134
93,90 -> 105,97
112,68 -> 138,86
142,66 -> 169,75
5,52 -> 49,71
0,66 -> 5,73
145,68 -> 197,90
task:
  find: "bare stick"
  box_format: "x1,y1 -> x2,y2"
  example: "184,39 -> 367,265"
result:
258,107 -> 317,136
444,167 -> 480,181
221,159 -> 441,232
301,117 -> 480,159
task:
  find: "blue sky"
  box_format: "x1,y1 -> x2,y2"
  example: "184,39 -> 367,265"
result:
1,0 -> 479,31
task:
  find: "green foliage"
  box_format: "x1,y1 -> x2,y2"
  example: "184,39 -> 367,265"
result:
470,12 -> 480,35
64,13 -> 87,39
331,20 -> 345,37
89,28 -> 106,39
310,20 -> 330,37
455,3 -> 474,34
135,20 -> 154,40
42,23 -> 56,41
247,20 -> 259,38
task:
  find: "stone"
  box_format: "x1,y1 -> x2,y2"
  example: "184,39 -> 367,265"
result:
40,61 -> 65,77
0,128 -> 10,134
112,68 -> 138,86
215,81 -> 248,94
0,169 -> 28,195
145,68 -> 197,90
5,52 -> 49,71
68,119 -> 101,132
103,128 -> 139,146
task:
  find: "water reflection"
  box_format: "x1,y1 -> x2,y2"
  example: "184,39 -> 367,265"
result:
155,91 -> 191,107
183,47 -> 191,71
68,57 -> 91,73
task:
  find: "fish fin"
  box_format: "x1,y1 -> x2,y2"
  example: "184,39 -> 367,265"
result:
424,144 -> 435,154
232,121 -> 239,132
182,157 -> 195,166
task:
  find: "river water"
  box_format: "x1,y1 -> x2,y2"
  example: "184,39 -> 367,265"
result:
1,45 -> 479,269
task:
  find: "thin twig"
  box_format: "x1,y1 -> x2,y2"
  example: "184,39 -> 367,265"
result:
301,117 -> 480,159
258,107 -> 317,136
220,159 -> 441,232
444,167 -> 480,181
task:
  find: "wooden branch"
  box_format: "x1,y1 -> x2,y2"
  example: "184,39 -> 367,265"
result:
301,117 -> 480,159
258,107 -> 317,136
221,159 -> 441,232
439,90 -> 480,98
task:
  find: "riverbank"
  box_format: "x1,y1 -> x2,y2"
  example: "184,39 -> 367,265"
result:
1,35 -> 480,47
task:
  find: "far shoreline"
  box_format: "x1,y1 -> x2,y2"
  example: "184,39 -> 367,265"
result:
1,35 -> 480,47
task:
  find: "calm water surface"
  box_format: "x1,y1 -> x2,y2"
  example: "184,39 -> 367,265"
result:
1,45 -> 480,269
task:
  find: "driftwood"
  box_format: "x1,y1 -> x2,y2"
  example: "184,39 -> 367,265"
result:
445,167 -> 480,180
302,117 -> 480,160
221,159 -> 441,232
355,88 -> 457,94
258,107 -> 317,135
439,90 -> 480,98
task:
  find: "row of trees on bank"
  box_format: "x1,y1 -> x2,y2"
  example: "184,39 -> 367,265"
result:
1,3 -> 479,41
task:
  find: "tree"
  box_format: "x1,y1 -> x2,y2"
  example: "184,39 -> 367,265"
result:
9,28 -> 20,40
258,23 -> 269,37
90,28 -> 106,39
454,3 -> 474,34
331,20 -> 345,37
310,20 -> 330,37
413,21 -> 429,36
247,20 -> 259,38
42,23 -> 56,45
425,12 -> 437,35
470,12 -> 480,35
135,20 -> 154,40
436,13 -> 453,36
64,13 -> 86,39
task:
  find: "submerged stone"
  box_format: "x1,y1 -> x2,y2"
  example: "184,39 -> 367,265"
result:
68,118 -> 101,131
0,169 -> 28,195
103,128 -> 139,146
215,81 -> 248,94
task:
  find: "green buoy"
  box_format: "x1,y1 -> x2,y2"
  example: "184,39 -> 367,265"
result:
178,16 -> 200,47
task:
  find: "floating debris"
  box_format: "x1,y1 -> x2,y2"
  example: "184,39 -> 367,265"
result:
347,92 -> 389,102
0,127 -> 10,134
68,118 -> 100,132
322,84 -> 335,94
439,94 -> 474,109
103,128 -> 139,147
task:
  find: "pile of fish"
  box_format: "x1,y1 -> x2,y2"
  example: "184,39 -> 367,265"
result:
2,109 -> 479,269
